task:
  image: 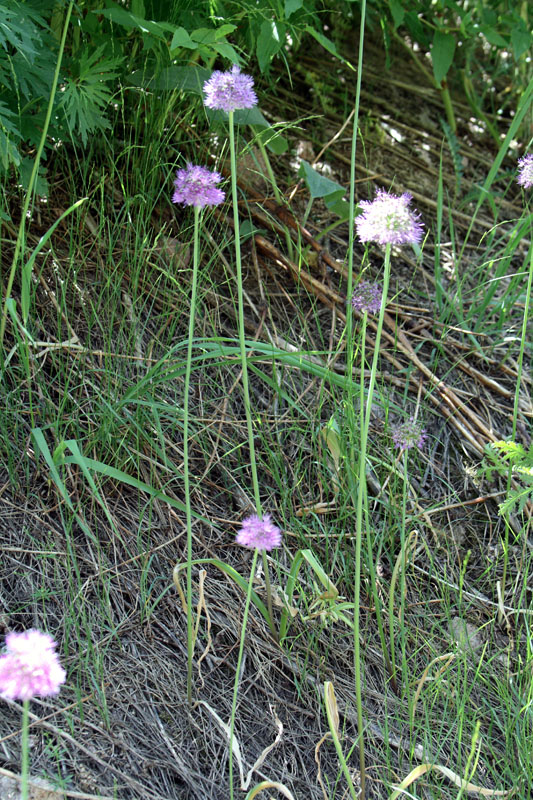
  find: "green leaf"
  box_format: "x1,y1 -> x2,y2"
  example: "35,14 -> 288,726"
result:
511,25 -> 531,60
96,5 -> 169,38
253,124 -> 289,155
170,27 -> 196,51
304,25 -> 339,57
58,45 -> 123,145
0,100 -> 21,171
211,40 -> 242,63
480,26 -> 507,47
128,64 -> 210,92
389,0 -> 405,28
431,30 -> 456,85
190,27 -> 217,45
325,195 -> 350,219
285,0 -> 303,18
256,19 -> 284,72
214,23 -> 237,39
298,159 -> 345,200
19,156 -> 48,197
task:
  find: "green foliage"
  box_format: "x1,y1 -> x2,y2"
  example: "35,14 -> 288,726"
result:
0,0 -> 326,196
374,0 -> 531,130
479,440 -> 533,516
298,159 -> 350,219
58,45 -> 122,146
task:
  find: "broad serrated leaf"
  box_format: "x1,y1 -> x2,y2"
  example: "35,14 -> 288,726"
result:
431,30 -> 456,85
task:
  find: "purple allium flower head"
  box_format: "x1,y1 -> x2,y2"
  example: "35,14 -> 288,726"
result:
236,513 -> 282,551
203,65 -> 257,112
356,190 -> 423,246
351,281 -> 383,314
392,417 -> 427,452
172,164 -> 225,208
517,154 -> 533,189
0,629 -> 66,701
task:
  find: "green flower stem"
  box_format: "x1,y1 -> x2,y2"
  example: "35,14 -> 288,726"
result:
360,317 -> 396,693
353,243 -> 392,798
502,234 -> 533,597
345,3 -> 367,796
0,0 -> 74,353
229,547 -> 260,800
184,206 -> 201,705
399,449 -> 409,694
21,699 -> 29,800
228,111 -> 277,641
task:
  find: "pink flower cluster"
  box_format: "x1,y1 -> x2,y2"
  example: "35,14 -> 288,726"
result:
392,417 -> 427,452
172,163 -> 225,208
351,281 -> 382,314
0,629 -> 66,701
356,190 -> 423,246
236,513 -> 282,551
517,154 -> 533,189
203,65 -> 257,113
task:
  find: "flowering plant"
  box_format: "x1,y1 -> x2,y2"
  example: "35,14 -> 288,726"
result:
356,190 -> 423,246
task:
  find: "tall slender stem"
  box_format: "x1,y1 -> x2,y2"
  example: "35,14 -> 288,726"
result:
184,206 -> 201,705
228,111 -> 262,515
228,111 -> 278,639
21,699 -> 29,800
228,548 -> 259,800
345,5 -> 368,795
502,235 -> 533,598
354,242 -> 391,797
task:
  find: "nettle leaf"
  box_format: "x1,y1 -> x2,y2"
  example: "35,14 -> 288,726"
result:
431,31 -> 456,85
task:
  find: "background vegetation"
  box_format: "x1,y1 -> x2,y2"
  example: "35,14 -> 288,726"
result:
0,0 -> 532,798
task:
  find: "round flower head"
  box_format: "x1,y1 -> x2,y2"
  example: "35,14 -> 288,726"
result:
517,154 -> 533,189
351,281 -> 383,315
392,417 -> 427,452
356,190 -> 423,246
203,64 -> 257,112
236,513 -> 282,551
0,629 -> 66,701
172,164 -> 225,208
